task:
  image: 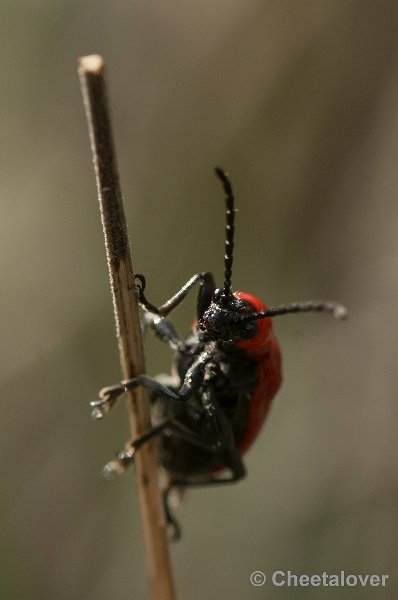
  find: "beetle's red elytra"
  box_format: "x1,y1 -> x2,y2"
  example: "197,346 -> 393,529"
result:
234,291 -> 282,455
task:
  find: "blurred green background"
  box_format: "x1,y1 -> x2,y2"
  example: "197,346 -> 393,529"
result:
1,1 -> 398,598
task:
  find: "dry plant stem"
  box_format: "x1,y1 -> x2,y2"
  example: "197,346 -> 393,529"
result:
78,55 -> 176,600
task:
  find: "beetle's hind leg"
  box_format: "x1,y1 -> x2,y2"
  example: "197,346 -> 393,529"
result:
101,417 -> 220,477
101,420 -> 169,479
170,453 -> 246,488
161,452 -> 246,541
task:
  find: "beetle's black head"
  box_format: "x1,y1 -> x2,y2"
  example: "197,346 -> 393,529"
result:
199,288 -> 259,342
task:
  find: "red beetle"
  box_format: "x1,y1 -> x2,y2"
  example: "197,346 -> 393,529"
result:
91,168 -> 346,538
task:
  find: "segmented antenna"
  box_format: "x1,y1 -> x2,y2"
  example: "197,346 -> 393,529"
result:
240,300 -> 348,322
215,167 -> 235,305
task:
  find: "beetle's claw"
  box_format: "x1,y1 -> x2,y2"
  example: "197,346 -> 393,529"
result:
90,404 -> 105,420
167,517 -> 182,542
90,384 -> 125,419
90,397 -> 111,420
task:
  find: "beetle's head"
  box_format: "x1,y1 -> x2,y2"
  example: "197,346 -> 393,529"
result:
199,289 -> 258,342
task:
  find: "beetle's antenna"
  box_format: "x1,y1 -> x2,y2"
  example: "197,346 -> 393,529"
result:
240,301 -> 348,321
215,167 -> 235,305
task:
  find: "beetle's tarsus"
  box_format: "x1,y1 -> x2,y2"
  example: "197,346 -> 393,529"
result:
99,383 -> 126,401
101,448 -> 136,479
101,461 -> 118,480
90,384 -> 126,418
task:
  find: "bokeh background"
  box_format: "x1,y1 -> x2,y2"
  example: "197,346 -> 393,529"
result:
1,1 -> 398,598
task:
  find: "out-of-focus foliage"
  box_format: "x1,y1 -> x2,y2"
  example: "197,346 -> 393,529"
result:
1,2 -> 397,599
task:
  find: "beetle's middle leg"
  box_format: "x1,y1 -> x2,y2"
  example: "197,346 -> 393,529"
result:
91,375 -> 180,419
91,345 -> 214,418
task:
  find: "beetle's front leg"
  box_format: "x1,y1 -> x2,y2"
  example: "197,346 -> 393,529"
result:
136,271 -> 215,318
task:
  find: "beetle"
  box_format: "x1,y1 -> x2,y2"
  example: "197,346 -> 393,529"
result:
91,167 -> 347,538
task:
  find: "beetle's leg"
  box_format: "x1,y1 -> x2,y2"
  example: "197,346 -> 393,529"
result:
196,272 -> 216,320
162,486 -> 182,542
96,344 -> 218,418
91,375 -> 180,419
162,463 -> 246,542
143,268 -> 216,349
136,271 -> 215,318
101,417 -> 223,478
177,343 -> 217,398
171,452 -> 246,488
92,344 -> 215,418
162,451 -> 245,541
143,312 -> 184,351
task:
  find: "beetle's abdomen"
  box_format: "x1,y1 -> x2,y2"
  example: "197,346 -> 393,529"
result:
154,344 -> 262,477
